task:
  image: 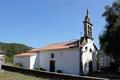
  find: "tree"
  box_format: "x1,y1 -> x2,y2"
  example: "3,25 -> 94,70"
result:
0,42 -> 32,63
99,0 -> 120,67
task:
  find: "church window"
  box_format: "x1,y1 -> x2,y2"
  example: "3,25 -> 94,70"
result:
85,46 -> 88,51
90,48 -> 92,52
89,26 -> 91,31
51,53 -> 54,58
88,25 -> 90,31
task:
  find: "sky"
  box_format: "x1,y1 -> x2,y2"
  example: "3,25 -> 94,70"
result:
0,0 -> 113,48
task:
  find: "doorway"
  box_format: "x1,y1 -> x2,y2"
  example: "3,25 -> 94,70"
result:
49,60 -> 55,72
89,61 -> 93,73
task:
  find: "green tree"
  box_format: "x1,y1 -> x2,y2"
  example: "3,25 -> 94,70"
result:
99,0 -> 120,67
0,42 -> 32,63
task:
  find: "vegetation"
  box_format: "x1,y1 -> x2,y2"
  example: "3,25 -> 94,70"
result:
35,67 -> 46,71
13,63 -> 22,67
99,0 -> 120,68
0,71 -> 48,80
0,42 -> 32,63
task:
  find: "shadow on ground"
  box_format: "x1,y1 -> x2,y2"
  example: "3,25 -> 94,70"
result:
88,70 -> 120,80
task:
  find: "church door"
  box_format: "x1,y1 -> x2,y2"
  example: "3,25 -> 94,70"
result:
89,61 -> 93,73
49,60 -> 55,72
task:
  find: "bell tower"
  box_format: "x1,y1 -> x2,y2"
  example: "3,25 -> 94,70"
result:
83,9 -> 93,39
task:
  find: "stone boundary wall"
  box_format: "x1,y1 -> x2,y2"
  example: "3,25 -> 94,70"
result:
2,65 -> 109,80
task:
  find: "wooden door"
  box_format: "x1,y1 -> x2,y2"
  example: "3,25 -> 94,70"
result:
50,60 -> 55,72
89,61 -> 93,73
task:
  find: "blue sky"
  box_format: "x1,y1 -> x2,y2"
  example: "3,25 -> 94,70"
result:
0,0 -> 113,48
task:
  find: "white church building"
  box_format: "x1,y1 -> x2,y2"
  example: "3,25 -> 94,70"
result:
14,10 -> 98,75
0,50 -> 4,71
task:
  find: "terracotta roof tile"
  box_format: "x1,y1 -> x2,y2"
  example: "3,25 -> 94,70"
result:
28,48 -> 40,52
15,40 -> 81,56
15,52 -> 37,57
39,40 -> 79,51
27,40 -> 79,52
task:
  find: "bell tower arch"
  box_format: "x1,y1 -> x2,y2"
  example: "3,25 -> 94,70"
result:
83,9 -> 93,39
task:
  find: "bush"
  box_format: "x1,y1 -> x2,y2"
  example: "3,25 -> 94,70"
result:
40,68 -> 46,71
34,67 -> 46,71
34,68 -> 39,70
5,55 -> 13,64
57,70 -> 62,73
14,63 -> 22,67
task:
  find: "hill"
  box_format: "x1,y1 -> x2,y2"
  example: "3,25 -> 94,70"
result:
0,42 -> 32,63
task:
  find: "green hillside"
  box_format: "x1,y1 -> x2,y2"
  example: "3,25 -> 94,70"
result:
0,42 -> 32,63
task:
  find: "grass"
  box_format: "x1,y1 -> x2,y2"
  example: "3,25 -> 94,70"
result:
0,70 -> 48,80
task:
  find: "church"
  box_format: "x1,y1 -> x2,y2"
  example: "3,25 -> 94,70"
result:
14,10 -> 98,75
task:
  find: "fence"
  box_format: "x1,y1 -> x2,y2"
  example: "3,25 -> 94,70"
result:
2,65 -> 109,80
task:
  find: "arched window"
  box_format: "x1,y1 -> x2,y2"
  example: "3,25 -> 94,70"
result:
90,48 -> 92,52
85,46 -> 88,51
89,27 -> 92,31
51,53 -> 54,58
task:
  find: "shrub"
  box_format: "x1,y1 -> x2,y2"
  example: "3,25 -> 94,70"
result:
57,70 -> 62,73
40,68 -> 46,71
14,63 -> 22,67
34,67 -> 46,71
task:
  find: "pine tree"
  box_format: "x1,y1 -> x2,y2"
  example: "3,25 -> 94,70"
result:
99,0 -> 120,68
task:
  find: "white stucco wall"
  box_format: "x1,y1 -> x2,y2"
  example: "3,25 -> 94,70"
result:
81,38 -> 97,74
33,53 -> 40,69
98,52 -> 112,68
14,56 -> 30,69
103,56 -> 111,67
39,48 -> 80,75
14,53 -> 39,69
30,55 -> 36,69
0,55 -> 4,70
0,55 -> 4,64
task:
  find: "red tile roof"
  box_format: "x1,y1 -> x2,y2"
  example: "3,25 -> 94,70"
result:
15,52 -> 37,57
28,48 -> 40,53
39,43 -> 73,51
38,40 -> 79,51
15,40 -> 80,57
28,48 -> 40,52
